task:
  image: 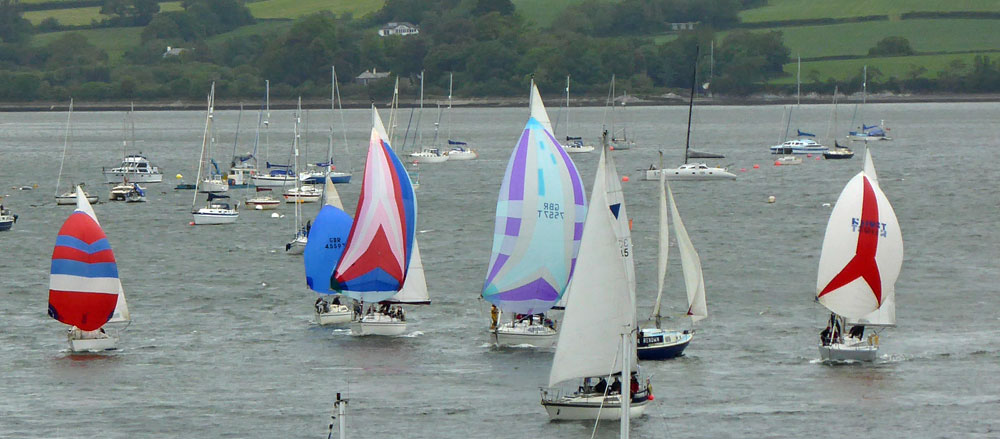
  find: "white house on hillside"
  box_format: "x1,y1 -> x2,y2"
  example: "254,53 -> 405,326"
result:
378,22 -> 420,37
356,68 -> 391,85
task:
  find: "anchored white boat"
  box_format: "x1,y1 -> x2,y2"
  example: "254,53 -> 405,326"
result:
54,100 -> 100,205
283,185 -> 322,203
638,174 -> 708,360
483,82 -> 586,348
409,148 -> 449,163
191,84 -> 239,225
604,75 -> 636,150
541,141 -> 652,423
558,76 -> 594,154
443,73 -> 478,160
776,155 -> 802,165
49,186 -> 131,352
103,154 -> 163,184
816,146 -> 901,362
770,138 -> 828,154
245,187 -> 280,210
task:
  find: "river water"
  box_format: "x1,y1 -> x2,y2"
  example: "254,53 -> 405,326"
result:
1,101 -> 998,438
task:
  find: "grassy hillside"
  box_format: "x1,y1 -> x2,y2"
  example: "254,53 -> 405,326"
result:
31,27 -> 143,63
511,0 -> 587,28
729,19 -> 1000,58
23,6 -> 103,26
740,0 -> 1000,23
774,52 -> 996,85
247,0 -> 384,20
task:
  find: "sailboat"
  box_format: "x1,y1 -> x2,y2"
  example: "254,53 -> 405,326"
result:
408,71 -> 449,164
443,72 -> 479,160
192,83 -> 239,225
0,197 -> 16,231
225,103 -> 260,188
301,66 -> 353,184
604,75 -> 634,150
285,99 -> 309,254
48,186 -> 131,352
645,53 -> 736,182
637,173 -> 707,359
823,86 -> 854,160
282,102 -> 322,204
55,99 -> 100,205
305,176 -> 355,325
848,65 -> 892,142
541,142 -> 653,421
560,75 -> 595,154
253,80 -> 298,188
482,81 -> 587,348
816,146 -> 902,362
332,106 -> 426,336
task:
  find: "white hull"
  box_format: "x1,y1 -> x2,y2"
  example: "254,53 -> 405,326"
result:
645,168 -> 736,181
819,340 -> 878,362
409,154 -> 449,164
192,209 -> 238,225
246,198 -> 280,210
252,175 -> 296,188
848,135 -> 892,142
610,140 -> 634,150
316,305 -> 353,326
351,313 -> 407,336
541,393 -> 650,421
283,194 -> 321,203
776,156 -> 803,165
56,193 -> 99,205
285,236 -> 307,254
103,172 -> 162,184
68,331 -> 118,352
493,321 -> 558,348
564,144 -> 595,154
199,179 -> 229,193
445,149 -> 478,160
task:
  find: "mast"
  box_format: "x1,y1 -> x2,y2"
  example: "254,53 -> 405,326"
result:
417,70 -> 425,146
293,97 -> 302,236
709,40 -> 714,97
55,98 -> 73,197
333,65 -> 351,172
447,72 -> 454,141
192,83 -> 215,210
683,46 -> 699,164
796,54 -> 801,106
129,101 -> 136,156
432,104 -> 443,147
231,103 -> 243,163
564,75 -> 571,138
264,80 -> 270,163
650,170 -> 668,323
620,327 -> 631,439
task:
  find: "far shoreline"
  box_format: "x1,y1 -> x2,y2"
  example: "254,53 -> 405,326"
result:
2,93 -> 998,112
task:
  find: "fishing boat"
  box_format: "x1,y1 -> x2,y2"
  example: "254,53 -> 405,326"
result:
816,146 -> 901,362
847,66 -> 893,142
305,176 -> 355,325
605,75 -> 635,150
48,186 -> 131,352
645,55 -> 735,181
0,199 -> 16,231
245,187 -> 279,210
482,81 -> 586,348
637,174 -> 707,360
541,143 -> 653,421
443,73 -> 478,160
191,84 -> 239,225
332,106 -> 424,336
54,99 -> 100,205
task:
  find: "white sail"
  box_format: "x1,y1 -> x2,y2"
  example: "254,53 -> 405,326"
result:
667,183 -> 707,323
549,147 -> 636,386
816,172 -> 903,319
389,239 -> 429,304
529,82 -> 554,135
602,143 -> 636,325
77,186 -> 130,324
650,172 -> 669,319
323,172 -> 345,210
863,146 -> 878,185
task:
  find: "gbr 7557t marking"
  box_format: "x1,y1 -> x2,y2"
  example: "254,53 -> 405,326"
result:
538,202 -> 565,219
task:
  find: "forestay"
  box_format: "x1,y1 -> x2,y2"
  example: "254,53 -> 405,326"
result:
549,146 -> 636,386
816,171 -> 903,319
48,187 -> 127,331
482,83 -> 586,315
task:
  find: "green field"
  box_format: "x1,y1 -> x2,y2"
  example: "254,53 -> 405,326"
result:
740,0 -> 1000,23
247,0 -> 383,20
24,6 -> 104,26
206,21 -> 295,43
725,19 -> 1000,58
774,52 -> 998,84
31,27 -> 143,63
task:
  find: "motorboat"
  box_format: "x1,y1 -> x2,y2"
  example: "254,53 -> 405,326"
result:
409,148 -> 449,164
769,139 -> 828,154
226,161 -> 257,188
776,155 -> 803,165
637,327 -> 692,360
646,163 -> 736,181
283,185 -> 322,203
103,154 -> 163,183
0,205 -> 16,231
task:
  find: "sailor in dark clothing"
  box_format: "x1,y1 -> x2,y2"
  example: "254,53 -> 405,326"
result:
594,378 -> 608,394
820,326 -> 831,346
610,377 -> 622,395
849,325 -> 865,339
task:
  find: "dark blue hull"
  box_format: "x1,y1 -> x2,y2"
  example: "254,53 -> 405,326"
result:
303,175 -> 352,185
0,220 -> 12,231
637,338 -> 690,360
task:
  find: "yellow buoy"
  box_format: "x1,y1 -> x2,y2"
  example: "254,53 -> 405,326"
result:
176,174 -> 183,180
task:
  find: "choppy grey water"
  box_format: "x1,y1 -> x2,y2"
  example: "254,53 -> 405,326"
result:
1,101 -> 998,438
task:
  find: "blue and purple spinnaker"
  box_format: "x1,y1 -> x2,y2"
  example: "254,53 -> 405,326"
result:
481,84 -> 586,315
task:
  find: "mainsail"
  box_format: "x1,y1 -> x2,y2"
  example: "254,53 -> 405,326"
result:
549,146 -> 636,386
816,171 -> 903,319
668,183 -> 707,322
332,107 -> 417,302
482,83 -> 586,315
48,187 -> 125,331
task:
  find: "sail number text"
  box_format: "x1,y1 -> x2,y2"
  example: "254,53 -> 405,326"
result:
325,237 -> 345,249
538,202 -> 565,219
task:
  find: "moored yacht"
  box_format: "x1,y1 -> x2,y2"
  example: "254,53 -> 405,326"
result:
409,148 -> 449,164
770,138 -> 828,154
103,154 -> 163,183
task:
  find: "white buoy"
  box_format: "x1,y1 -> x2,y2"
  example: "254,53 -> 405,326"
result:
255,204 -> 263,210
767,195 -> 776,204
822,202 -> 831,207
271,212 -> 280,218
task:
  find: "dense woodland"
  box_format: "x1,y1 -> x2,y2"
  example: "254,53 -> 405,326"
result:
0,0 -> 998,102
